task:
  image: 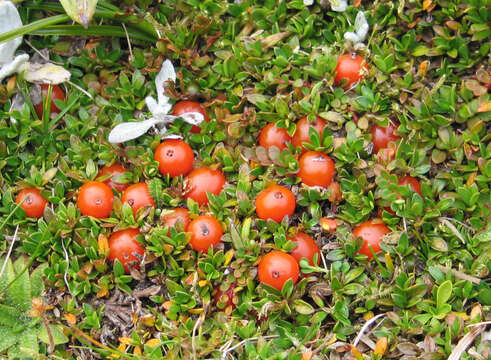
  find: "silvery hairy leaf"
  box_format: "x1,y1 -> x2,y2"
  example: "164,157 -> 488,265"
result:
0,1 -> 23,66
108,112 -> 204,143
109,59 -> 205,143
329,0 -> 347,12
344,11 -> 369,44
108,118 -> 164,144
0,54 -> 29,82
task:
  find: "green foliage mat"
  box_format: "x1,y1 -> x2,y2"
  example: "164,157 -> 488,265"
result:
0,0 -> 490,359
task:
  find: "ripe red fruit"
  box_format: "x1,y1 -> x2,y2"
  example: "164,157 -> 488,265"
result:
154,139 -> 194,177
258,123 -> 291,150
289,232 -> 321,267
108,229 -> 145,273
184,167 -> 226,205
334,53 -> 368,88
292,116 -> 327,152
172,100 -> 210,134
34,84 -> 66,119
258,251 -> 299,291
187,215 -> 223,252
398,176 -> 422,197
97,163 -> 130,193
162,207 -> 190,233
382,176 -> 423,215
298,151 -> 335,188
77,181 -> 114,218
121,183 -> 155,215
353,219 -> 391,260
255,185 -> 296,223
16,188 -> 48,218
371,122 -> 401,154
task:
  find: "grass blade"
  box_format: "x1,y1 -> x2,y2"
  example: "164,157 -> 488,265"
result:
31,25 -> 156,42
0,14 -> 70,44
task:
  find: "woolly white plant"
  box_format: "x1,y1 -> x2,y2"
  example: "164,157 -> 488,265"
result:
108,60 -> 205,143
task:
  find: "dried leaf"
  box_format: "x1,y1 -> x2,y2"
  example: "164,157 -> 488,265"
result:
21,62 -> 71,84
374,337 -> 388,355
98,234 -> 109,256
64,313 -> 77,325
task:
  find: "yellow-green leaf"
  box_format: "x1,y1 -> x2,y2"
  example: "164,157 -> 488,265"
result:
59,0 -> 98,29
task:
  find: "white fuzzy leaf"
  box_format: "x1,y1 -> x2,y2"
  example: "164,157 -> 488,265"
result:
354,11 -> 369,40
145,95 -> 172,118
145,96 -> 160,116
0,54 -> 29,82
330,0 -> 347,12
0,1 -> 23,66
344,11 -> 369,44
21,62 -> 71,84
155,59 -> 176,110
344,32 -> 361,43
107,60 -> 206,143
108,118 -> 162,143
304,0 -> 314,5
170,112 -> 205,125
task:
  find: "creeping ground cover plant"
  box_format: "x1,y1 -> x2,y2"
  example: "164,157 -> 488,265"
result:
0,0 -> 490,359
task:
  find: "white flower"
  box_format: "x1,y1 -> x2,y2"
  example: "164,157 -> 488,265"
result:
344,11 -> 369,44
108,60 -> 205,143
330,0 -> 347,12
0,1 -> 29,82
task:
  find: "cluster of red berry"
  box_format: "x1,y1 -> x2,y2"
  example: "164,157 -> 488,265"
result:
16,53 -> 423,298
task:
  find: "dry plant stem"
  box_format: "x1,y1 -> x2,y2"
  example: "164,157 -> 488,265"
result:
67,324 -> 112,351
436,265 -> 481,284
448,324 -> 487,360
0,225 -> 19,278
122,23 -> 134,61
352,313 -> 386,347
41,315 -> 55,353
439,217 -> 466,243
68,80 -> 93,99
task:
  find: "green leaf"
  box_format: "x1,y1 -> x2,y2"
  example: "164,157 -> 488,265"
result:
436,280 -> 453,311
0,304 -> 21,327
38,324 -> 69,345
11,258 -> 31,312
0,15 -> 70,43
293,299 -> 315,315
411,45 -> 429,56
16,326 -> 39,359
344,267 -> 364,284
148,178 -> 163,208
0,325 -> 17,352
281,278 -> 294,298
31,25 -> 155,42
0,259 -> 15,303
30,264 -> 47,298
59,0 -> 98,28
